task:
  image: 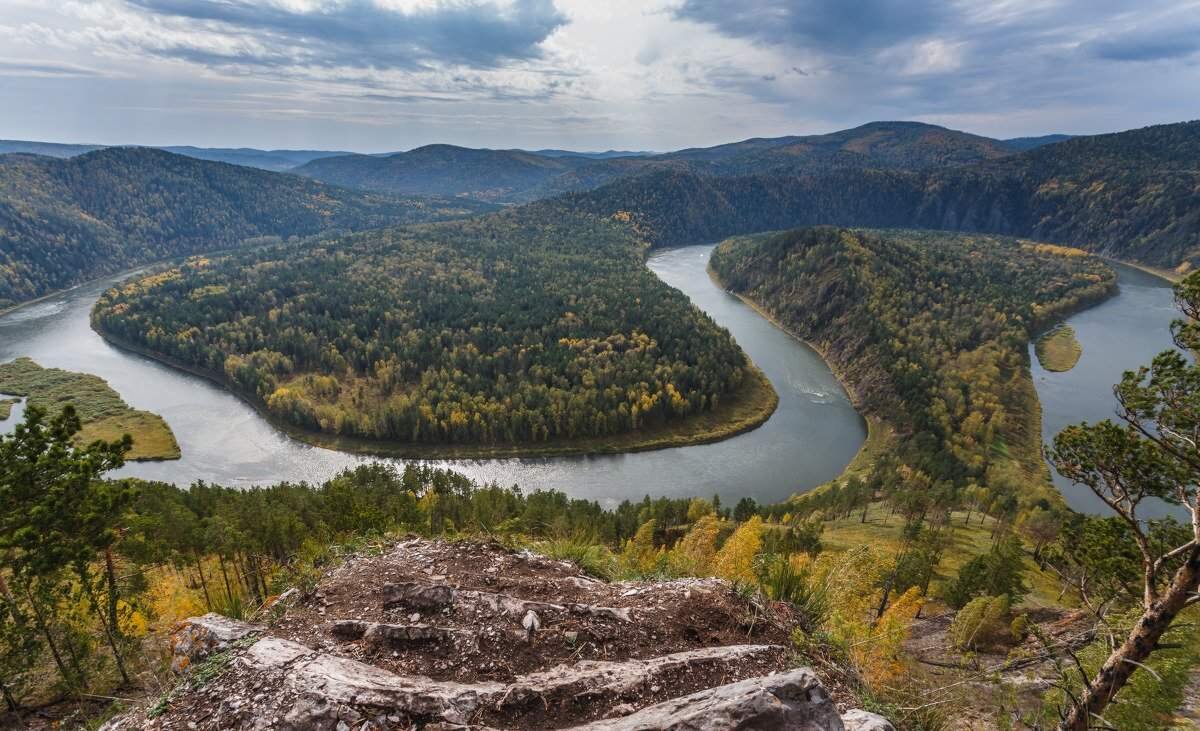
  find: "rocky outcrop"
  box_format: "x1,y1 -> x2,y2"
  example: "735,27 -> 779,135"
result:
566,668 -> 842,730
168,612 -> 260,673
105,539 -> 892,730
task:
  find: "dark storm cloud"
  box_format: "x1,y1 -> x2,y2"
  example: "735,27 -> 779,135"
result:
124,0 -> 568,70
672,0 -> 949,54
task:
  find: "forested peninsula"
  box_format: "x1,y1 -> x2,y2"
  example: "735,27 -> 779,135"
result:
709,228 -> 1117,508
92,209 -> 778,456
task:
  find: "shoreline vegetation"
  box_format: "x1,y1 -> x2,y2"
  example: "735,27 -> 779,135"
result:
1035,325 -> 1084,372
0,357 -> 180,461
0,397 -> 18,420
710,228 -> 1113,506
93,323 -> 779,459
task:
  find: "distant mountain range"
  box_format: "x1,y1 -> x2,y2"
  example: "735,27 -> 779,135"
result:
0,140 -> 351,172
1,123 -> 1070,201
0,147 -> 491,307
289,121 -> 1068,202
0,140 -> 651,173
4,119 -> 1192,309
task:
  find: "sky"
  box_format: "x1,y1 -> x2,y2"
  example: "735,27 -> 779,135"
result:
1,0 -> 1198,153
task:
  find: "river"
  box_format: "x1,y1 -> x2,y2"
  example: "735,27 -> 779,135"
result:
0,244 -> 866,507
1030,262 -> 1182,518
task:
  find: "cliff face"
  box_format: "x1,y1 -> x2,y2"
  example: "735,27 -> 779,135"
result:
103,539 -> 892,730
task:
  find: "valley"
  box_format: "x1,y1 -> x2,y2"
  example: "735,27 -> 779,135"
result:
2,120 -> 1199,730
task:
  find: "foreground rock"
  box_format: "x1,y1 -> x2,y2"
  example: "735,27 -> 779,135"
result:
103,538 -> 891,730
566,668 -> 843,730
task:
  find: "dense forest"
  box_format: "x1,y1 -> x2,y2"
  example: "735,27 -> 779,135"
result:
558,121 -> 1200,268
93,208 -> 759,449
710,227 -> 1116,494
0,148 -> 490,308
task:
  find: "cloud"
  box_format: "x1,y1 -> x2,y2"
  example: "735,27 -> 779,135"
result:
0,58 -> 104,77
1085,24 -> 1200,62
672,0 -> 949,55
123,0 -> 569,70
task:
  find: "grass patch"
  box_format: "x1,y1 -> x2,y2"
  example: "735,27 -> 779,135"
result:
0,357 -> 180,460
820,502 -> 1062,608
1035,325 -> 1082,372
0,397 -> 17,420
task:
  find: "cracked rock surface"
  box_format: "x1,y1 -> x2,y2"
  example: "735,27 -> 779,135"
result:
104,538 -> 892,730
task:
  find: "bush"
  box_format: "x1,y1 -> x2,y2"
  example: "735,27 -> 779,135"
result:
950,595 -> 1013,651
714,516 -> 764,584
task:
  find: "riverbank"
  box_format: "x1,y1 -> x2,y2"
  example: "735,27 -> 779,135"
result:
1109,256 -> 1185,283
706,261 -> 887,489
92,322 -> 780,460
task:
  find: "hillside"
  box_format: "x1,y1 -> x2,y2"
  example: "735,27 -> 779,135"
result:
663,120 -> 1015,174
561,121 -> 1200,267
1001,133 -> 1074,151
0,147 -> 490,308
294,144 -> 592,200
296,121 -> 1021,203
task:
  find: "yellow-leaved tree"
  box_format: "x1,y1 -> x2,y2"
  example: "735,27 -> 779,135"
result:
668,514 -> 721,576
620,519 -> 664,576
714,515 -> 764,584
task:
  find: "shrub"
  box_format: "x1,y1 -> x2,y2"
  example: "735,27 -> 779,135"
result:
950,595 -> 1013,651
714,516 -> 764,584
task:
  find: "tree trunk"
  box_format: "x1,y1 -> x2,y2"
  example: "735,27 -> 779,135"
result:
84,581 -> 130,686
1059,548 -> 1200,730
217,555 -> 234,601
104,547 -> 123,645
193,552 -> 212,609
22,583 -> 74,690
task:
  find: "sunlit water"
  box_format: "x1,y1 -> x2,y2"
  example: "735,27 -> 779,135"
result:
0,245 -> 866,507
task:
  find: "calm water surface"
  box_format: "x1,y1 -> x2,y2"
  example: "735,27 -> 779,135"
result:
0,245 -> 866,507
1030,263 -> 1182,518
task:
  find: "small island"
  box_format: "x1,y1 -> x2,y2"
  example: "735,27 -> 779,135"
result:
1035,325 -> 1083,372
0,357 -> 180,460
0,397 -> 18,420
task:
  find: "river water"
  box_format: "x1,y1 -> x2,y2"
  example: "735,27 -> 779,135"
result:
0,244 -> 866,507
1030,262 -> 1182,518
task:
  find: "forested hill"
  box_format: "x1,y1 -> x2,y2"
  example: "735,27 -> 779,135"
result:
710,227 -> 1115,499
294,144 -> 591,200
0,147 -> 490,308
557,121 -> 1200,268
659,120 -> 1014,173
295,121 -> 1022,203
